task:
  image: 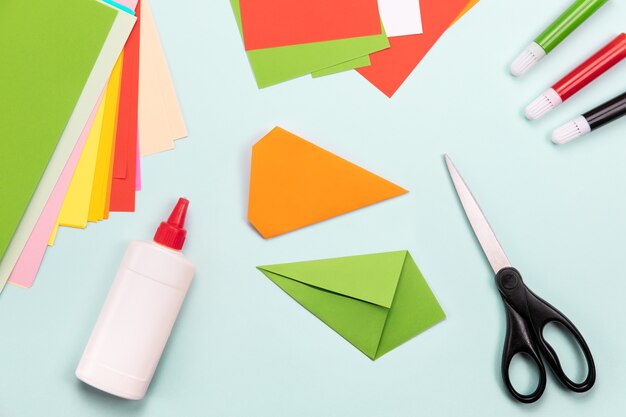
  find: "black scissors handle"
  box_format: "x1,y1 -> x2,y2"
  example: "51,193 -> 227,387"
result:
495,267 -> 596,403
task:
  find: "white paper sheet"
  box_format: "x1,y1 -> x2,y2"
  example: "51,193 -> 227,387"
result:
378,0 -> 423,37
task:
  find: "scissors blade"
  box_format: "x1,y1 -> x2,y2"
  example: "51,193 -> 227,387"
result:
444,155 -> 511,274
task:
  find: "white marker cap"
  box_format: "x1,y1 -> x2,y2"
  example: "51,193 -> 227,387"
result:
551,115 -> 591,145
511,42 -> 546,77
525,88 -> 563,120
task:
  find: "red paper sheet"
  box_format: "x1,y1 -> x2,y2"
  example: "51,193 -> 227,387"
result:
357,0 -> 473,97
110,0 -> 140,212
240,0 -> 382,50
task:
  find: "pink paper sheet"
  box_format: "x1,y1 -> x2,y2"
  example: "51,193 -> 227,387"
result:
8,95 -> 103,288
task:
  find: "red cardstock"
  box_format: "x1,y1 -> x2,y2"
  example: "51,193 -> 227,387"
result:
240,0 -> 382,50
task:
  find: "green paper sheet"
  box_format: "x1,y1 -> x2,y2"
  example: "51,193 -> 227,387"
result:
231,0 -> 389,88
0,0 -> 117,262
312,55 -> 371,78
258,251 -> 445,360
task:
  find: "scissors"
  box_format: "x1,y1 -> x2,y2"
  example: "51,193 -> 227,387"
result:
444,155 -> 596,403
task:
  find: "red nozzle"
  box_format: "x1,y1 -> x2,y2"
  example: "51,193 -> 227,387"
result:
154,198 -> 189,250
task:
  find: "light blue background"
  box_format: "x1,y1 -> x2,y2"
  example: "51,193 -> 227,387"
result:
2,0 -> 626,415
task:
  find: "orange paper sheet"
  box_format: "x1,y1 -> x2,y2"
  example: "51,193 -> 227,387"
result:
455,0 -> 479,24
248,127 -> 408,238
357,0 -> 477,97
88,53 -> 124,222
239,0 -> 382,50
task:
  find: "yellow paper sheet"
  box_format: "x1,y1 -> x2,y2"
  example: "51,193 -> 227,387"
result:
138,0 -> 187,156
103,114 -> 118,220
49,109 -> 105,243
55,98 -> 107,229
88,53 -> 124,222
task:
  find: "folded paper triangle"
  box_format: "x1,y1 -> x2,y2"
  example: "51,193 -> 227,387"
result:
248,127 -> 407,238
258,251 -> 445,360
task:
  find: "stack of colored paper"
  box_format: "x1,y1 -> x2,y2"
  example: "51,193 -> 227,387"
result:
0,0 -> 187,291
232,0 -> 479,97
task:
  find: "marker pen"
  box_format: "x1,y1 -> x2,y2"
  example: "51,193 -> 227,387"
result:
511,0 -> 608,77
525,33 -> 626,120
552,91 -> 626,144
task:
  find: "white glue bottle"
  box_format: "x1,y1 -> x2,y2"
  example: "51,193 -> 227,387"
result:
76,198 -> 195,400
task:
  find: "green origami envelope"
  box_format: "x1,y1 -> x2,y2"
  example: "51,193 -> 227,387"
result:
258,251 -> 445,360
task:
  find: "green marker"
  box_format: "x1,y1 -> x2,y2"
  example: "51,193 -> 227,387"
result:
511,0 -> 608,76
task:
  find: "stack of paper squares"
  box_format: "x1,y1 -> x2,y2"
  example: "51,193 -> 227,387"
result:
232,0 -> 480,97
0,0 -> 187,291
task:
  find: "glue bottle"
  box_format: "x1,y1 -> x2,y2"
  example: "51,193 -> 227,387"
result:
76,198 -> 195,400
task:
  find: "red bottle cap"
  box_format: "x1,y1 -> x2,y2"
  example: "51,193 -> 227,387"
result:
154,198 -> 189,250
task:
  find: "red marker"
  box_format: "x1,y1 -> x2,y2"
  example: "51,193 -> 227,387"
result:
526,33 -> 626,120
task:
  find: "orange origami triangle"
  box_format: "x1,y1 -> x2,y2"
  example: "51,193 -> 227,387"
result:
248,127 -> 408,238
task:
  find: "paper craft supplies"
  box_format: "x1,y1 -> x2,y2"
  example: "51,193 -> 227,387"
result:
111,1 -> 141,212
510,0 -> 609,77
239,0 -> 382,50
0,0 -> 115,259
258,251 -> 445,360
89,54 -> 125,222
232,0 -> 478,95
6,0 -> 186,289
57,98 -> 107,230
138,0 -> 188,156
248,127 -> 408,238
8,96 -> 104,288
357,0 -> 477,97
0,0 -> 135,288
231,0 -> 390,88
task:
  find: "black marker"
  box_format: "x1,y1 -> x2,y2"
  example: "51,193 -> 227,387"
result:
552,91 -> 626,144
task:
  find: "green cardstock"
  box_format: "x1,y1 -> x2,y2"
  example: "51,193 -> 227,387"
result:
231,0 -> 389,88
258,251 -> 446,360
0,0 -> 116,261
311,55 -> 372,78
